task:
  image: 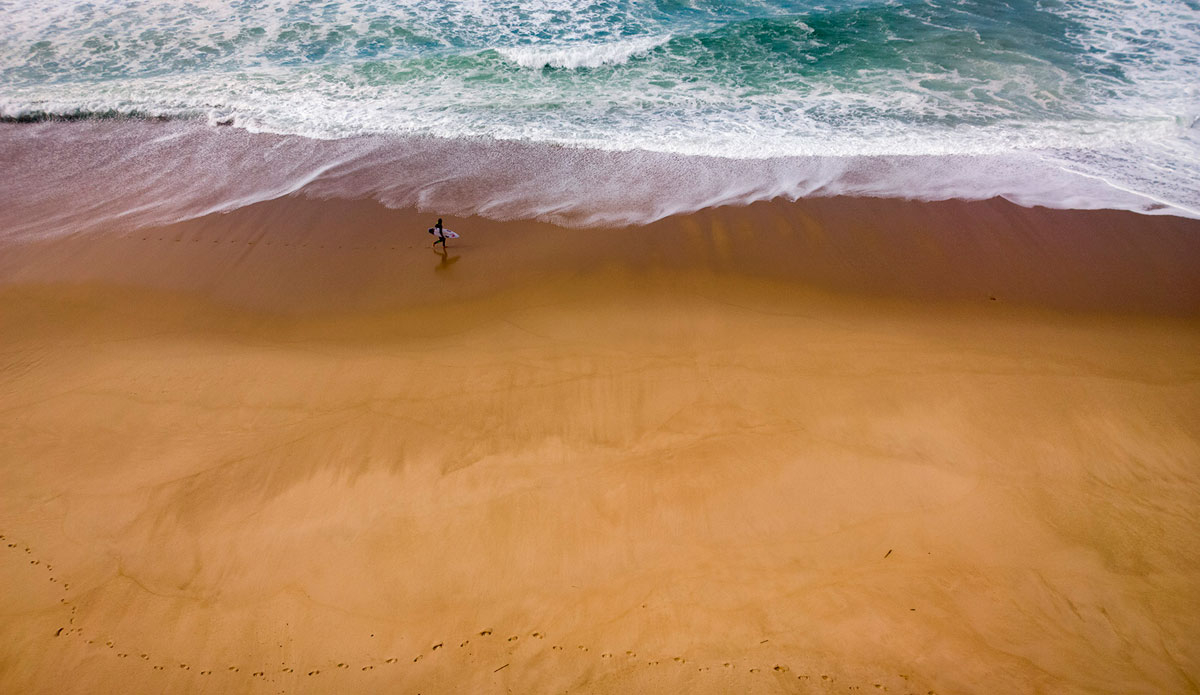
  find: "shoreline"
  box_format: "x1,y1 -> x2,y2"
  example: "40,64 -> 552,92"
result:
3,121 -> 1197,246
3,192 -> 1198,317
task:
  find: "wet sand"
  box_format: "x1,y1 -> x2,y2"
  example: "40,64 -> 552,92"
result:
1,194 -> 1199,694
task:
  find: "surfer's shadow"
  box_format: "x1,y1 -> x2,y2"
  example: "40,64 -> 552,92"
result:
433,246 -> 461,271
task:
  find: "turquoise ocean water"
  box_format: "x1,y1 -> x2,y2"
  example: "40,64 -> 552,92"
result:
2,0 -> 1199,234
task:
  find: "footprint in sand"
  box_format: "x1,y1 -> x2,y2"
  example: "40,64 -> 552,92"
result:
140,654 -> 149,660
117,653 -> 127,658
532,632 -> 544,639
228,666 -> 239,672
282,668 -> 293,673
413,655 -> 422,663
626,651 -> 635,658
431,643 -> 443,651
672,657 -> 686,664
479,629 -> 493,636
460,641 -> 469,648
180,664 -> 189,670
153,666 -> 164,671
308,670 -> 320,676
201,671 -> 211,675
252,671 -> 264,677
337,663 -> 349,669
749,668 -> 760,673
507,635 -> 518,642
362,666 -> 373,671
385,658 -> 398,664
578,646 -> 588,652
601,653 -> 611,659
774,665 -> 789,672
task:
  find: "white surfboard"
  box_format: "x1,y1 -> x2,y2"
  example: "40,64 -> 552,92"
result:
428,227 -> 460,239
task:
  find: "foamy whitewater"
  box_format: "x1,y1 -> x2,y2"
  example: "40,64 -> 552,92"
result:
2,0 -> 1199,235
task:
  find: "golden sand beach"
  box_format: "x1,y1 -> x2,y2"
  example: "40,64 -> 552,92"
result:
1,195 -> 1199,694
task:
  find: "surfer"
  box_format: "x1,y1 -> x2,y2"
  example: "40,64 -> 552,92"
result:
428,217 -> 447,248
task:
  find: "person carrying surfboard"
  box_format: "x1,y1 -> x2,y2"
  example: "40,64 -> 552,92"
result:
429,217 -> 447,248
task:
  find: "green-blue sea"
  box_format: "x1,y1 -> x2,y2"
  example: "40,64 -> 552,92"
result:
2,0 -> 1198,232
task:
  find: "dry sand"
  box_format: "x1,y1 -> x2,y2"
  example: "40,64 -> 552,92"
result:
1,196 -> 1199,694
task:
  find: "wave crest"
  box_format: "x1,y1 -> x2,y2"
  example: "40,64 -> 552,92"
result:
496,35 -> 671,69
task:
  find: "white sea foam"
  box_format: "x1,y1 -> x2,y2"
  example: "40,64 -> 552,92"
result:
0,62 -> 1183,156
497,35 -> 672,69
3,37 -> 1197,221
0,0 -> 691,80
